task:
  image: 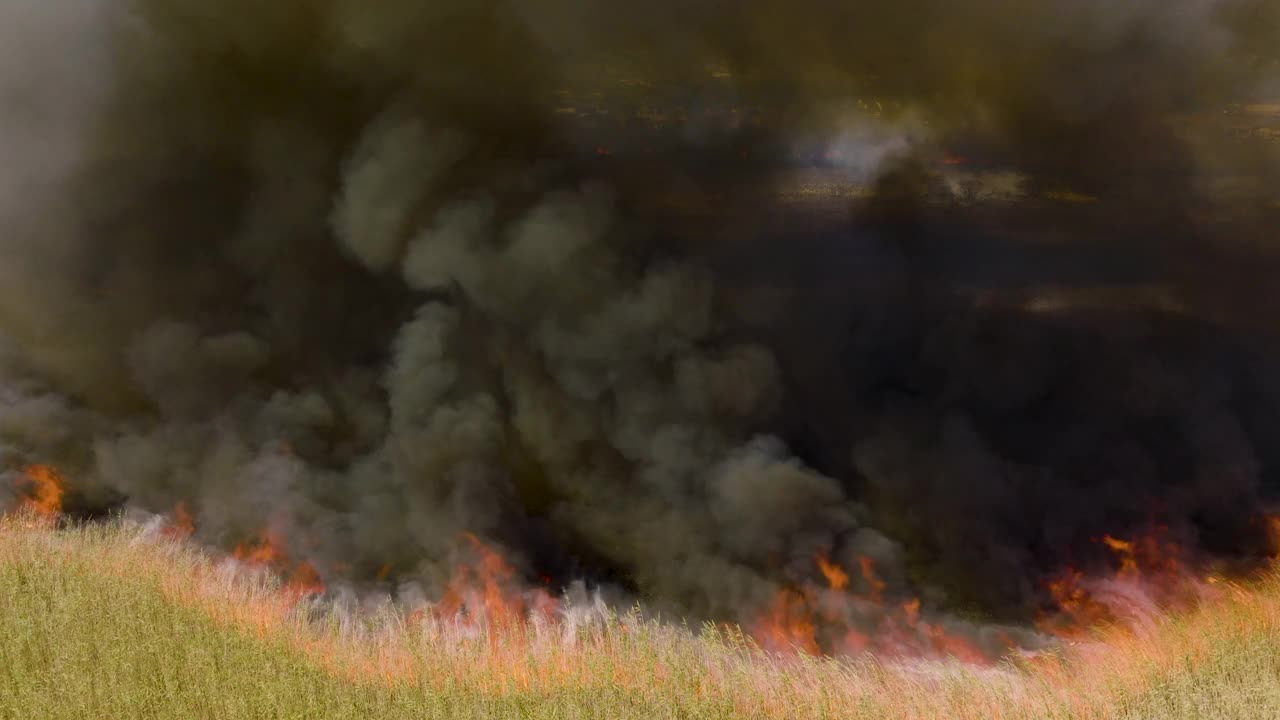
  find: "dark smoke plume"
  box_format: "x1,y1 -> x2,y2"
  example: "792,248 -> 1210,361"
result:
2,0 -> 1279,648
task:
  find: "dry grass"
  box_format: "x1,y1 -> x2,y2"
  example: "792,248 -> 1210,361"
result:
3,512 -> 1280,719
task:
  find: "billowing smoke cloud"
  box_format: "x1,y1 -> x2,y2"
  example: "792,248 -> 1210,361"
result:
1,0 -> 1279,646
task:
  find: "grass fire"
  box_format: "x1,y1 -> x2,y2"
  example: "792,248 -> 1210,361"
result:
6,503 -> 1280,718
2,0 -> 1280,717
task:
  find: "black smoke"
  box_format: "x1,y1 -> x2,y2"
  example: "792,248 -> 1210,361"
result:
1,0 -> 1279,646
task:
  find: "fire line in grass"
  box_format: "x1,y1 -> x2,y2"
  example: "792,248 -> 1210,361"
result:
749,514 -> 1280,662
9,464 -> 1280,670
750,552 -> 1000,663
1033,520 -> 1280,639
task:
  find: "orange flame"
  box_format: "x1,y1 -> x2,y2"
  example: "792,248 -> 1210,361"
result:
16,464 -> 64,517
1038,525 -> 1213,638
285,561 -> 327,597
902,597 -> 921,625
1102,535 -> 1138,575
162,502 -> 195,539
433,532 -> 558,633
748,552 -> 996,662
1101,535 -> 1133,553
235,530 -> 285,566
858,557 -> 885,604
1038,567 -> 1117,636
233,527 -> 326,598
816,554 -> 849,590
752,590 -> 819,656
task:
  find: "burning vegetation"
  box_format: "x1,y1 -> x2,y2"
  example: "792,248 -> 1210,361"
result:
12,465 -> 64,519
1,0 -> 1280,683
8,465 -> 1280,675
9,511 -> 1280,719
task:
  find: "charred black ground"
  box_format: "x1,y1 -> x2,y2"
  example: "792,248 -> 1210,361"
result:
2,0 -> 1279,642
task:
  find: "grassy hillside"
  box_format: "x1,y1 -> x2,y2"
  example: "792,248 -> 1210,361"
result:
3,512 -> 1280,719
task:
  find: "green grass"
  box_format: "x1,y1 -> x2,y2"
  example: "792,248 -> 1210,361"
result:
3,514 -> 1280,719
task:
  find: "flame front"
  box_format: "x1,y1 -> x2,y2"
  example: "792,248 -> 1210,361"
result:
233,527 -> 326,597
431,532 -> 558,634
13,464 -> 65,518
816,554 -> 848,590
750,554 -> 990,662
751,524 -> 1235,663
752,590 -> 819,656
1037,524 -> 1216,638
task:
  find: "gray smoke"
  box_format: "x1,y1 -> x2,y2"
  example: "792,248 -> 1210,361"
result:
1,0 -> 1278,653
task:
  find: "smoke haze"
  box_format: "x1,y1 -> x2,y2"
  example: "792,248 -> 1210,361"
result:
2,0 -> 1279,649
